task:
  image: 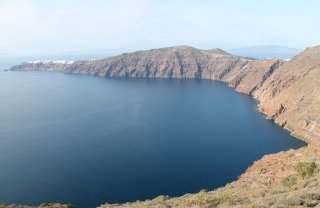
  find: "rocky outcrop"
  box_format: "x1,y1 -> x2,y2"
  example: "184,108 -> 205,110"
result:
10,45 -> 320,207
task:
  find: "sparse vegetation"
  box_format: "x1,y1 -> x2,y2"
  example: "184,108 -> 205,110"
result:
283,196 -> 303,206
207,194 -> 230,207
282,175 -> 297,187
297,162 -> 317,179
153,195 -> 169,202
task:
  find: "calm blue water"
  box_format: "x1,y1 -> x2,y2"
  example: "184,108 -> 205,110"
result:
0,71 -> 305,208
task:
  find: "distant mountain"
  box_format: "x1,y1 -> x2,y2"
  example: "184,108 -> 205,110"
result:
228,45 -> 302,59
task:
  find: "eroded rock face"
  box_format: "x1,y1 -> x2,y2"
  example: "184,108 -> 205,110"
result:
254,46 -> 320,144
11,45 -> 281,95
12,46 -> 246,79
224,58 -> 285,95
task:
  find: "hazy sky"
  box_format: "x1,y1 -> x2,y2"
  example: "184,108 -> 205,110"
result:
1,0 -> 320,55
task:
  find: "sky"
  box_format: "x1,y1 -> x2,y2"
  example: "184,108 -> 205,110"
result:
1,0 -> 320,55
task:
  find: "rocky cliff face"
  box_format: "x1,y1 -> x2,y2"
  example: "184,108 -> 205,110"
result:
11,46 -> 244,78
254,46 -> 320,144
11,45 -> 283,96
10,45 -> 320,207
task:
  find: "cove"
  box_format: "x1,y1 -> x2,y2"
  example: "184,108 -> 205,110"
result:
0,71 -> 305,208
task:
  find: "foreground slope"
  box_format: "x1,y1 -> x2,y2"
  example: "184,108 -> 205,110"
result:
10,45 -> 320,207
99,147 -> 320,208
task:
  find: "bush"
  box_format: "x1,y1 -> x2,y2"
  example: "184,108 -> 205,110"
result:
282,175 -> 297,187
297,162 -> 317,179
284,197 -> 304,206
153,195 -> 169,202
208,194 -> 230,207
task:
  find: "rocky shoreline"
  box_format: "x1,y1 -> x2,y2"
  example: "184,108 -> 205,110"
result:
9,45 -> 320,207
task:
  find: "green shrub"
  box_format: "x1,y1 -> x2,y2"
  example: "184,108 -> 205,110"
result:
297,162 -> 317,179
199,189 -> 208,193
153,195 -> 169,202
208,194 -> 230,207
282,175 -> 297,187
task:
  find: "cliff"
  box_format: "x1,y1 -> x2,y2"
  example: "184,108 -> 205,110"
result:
10,45 -> 320,207
11,46 -> 283,96
254,46 -> 320,144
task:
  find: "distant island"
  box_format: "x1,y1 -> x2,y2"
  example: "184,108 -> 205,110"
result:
228,45 -> 302,59
8,45 -> 320,208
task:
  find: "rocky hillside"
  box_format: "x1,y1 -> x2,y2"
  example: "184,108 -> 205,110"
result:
254,46 -> 320,144
10,45 -> 320,207
11,45 -> 283,95
11,46 -> 270,76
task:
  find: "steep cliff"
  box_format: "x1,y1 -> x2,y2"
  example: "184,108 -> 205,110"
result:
11,45 -> 282,97
254,46 -> 320,144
